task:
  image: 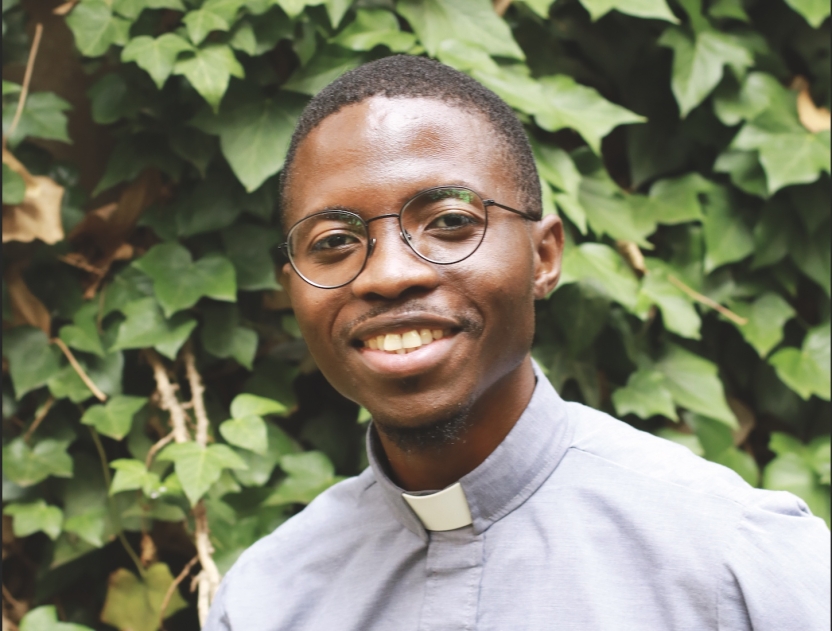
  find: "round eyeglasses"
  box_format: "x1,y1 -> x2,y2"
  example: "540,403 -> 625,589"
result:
281,185 -> 539,289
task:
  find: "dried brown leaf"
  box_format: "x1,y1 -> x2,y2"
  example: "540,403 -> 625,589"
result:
2,148 -> 64,245
4,265 -> 50,334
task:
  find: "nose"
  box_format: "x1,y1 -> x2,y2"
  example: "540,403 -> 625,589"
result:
351,216 -> 439,300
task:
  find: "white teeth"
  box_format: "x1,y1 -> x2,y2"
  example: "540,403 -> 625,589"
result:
383,334 -> 403,351
365,329 -> 450,353
402,330 -> 422,349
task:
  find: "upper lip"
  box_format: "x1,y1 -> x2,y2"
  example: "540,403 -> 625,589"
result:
349,312 -> 461,342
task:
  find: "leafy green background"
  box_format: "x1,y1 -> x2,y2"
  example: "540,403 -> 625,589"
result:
2,0 -> 829,628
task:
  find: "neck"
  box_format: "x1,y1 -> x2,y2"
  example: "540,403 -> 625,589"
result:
375,356 -> 536,492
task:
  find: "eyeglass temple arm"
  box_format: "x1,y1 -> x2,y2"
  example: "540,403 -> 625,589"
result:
483,200 -> 541,221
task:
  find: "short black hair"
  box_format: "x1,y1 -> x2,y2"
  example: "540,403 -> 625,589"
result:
279,55 -> 541,224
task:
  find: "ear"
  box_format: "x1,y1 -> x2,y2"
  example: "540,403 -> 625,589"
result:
279,262 -> 294,293
531,214 -> 563,299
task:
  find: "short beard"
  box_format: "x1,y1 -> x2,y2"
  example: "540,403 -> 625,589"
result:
373,406 -> 473,453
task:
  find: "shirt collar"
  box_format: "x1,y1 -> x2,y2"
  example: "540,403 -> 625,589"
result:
367,360 -> 573,539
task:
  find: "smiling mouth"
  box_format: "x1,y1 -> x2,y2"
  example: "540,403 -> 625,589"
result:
358,328 -> 454,354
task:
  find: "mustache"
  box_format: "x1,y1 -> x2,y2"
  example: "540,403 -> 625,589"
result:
340,300 -> 483,338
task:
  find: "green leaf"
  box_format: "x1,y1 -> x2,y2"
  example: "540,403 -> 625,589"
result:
283,45 -> 367,96
109,459 -> 160,496
202,0 -> 248,22
221,223 -> 280,290
577,0 -> 678,22
264,451 -> 342,506
325,0 -> 352,27
396,0 -> 524,59
19,606 -> 94,631
713,71 -> 786,127
47,351 -> 123,403
764,452 -> 830,523
4,500 -> 63,540
791,223 -> 831,296
182,9 -> 230,46
228,19 -> 257,55
169,126 -> 218,176
713,149 -> 769,198
560,242 -> 640,309
166,169 -> 245,236
655,344 -> 738,427
659,27 -> 755,118
613,368 -> 678,420
656,427 -> 704,456
3,327 -> 62,399
783,0 -> 831,28
110,297 -> 197,360
531,139 -> 582,199
738,129 -> 831,195
2,92 -> 72,148
66,0 -> 131,58
63,508 -> 107,547
86,73 -> 141,125
158,443 -> 247,505
636,260 -> 701,339
121,34 -> 193,90
93,133 -> 183,196
173,44 -> 244,112
579,173 -> 656,247
647,173 -> 710,224
702,187 -> 753,272
59,302 -> 105,357
2,437 -> 74,487
133,243 -> 237,317
102,266 -> 155,317
551,282 -> 610,355
230,393 -> 288,418
729,292 -> 795,357
113,0 -> 186,20
100,563 -> 188,631
215,94 -> 305,192
769,322 -> 831,400
332,9 -> 416,52
3,163 -> 25,204
81,396 -> 146,440
220,415 -> 268,454
232,422 -> 299,486
535,75 -> 644,154
708,0 -> 749,21
200,302 -> 258,369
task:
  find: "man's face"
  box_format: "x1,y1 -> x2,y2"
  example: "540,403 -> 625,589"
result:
283,96 -> 559,430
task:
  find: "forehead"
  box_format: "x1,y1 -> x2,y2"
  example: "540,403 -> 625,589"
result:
285,97 -> 508,224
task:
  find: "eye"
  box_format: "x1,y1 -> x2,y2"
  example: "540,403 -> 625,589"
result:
428,212 -> 477,230
310,232 -> 361,252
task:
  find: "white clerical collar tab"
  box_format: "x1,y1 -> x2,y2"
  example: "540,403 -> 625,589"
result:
402,482 -> 473,532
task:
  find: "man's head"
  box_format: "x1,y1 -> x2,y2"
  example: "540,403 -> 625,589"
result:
279,56 -> 563,450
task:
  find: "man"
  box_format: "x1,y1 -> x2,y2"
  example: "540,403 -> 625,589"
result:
206,56 -> 830,630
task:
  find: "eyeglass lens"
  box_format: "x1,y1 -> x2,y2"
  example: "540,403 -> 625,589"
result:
287,187 -> 487,288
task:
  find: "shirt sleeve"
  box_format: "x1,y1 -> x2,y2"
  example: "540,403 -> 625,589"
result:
721,489 -> 831,631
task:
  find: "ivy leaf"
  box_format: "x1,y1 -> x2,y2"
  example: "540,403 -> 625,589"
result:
133,243 -> 237,317
230,393 -> 288,418
121,34 -> 193,90
531,139 -> 582,199
3,163 -> 25,204
48,351 -> 123,403
655,344 -> 738,427
81,396 -> 147,440
87,73 -> 142,125
232,423 -> 299,486
283,45 -> 366,95
220,415 -> 268,454
713,149 -> 769,198
763,446 -> 830,524
113,0 -> 186,20
19,606 -> 94,631
560,242 -> 640,310
168,170 -> 245,237
790,221 -> 830,296
647,173 -> 709,224
729,292 -> 795,357
169,126 -> 218,177
100,563 -> 188,631
264,451 -> 343,506
200,302 -> 258,369
701,187 -> 753,272
221,223 -> 280,290
3,326 -> 62,399
102,267 -> 155,317
93,133 -> 183,196
332,8 -> 416,52
659,27 -> 755,118
173,44 -> 244,112
63,508 -> 107,547
751,199 -> 800,269
579,173 -> 656,247
214,94 -> 305,192
3,437 -> 74,487
396,0 -> 524,60
769,322 -> 830,400
535,75 -> 644,154
636,260 -> 701,339
110,297 -> 197,360
783,0 -> 831,28
109,459 -> 160,496
59,302 -> 105,357
4,500 -> 63,540
66,0 -> 131,58
551,283 -> 610,355
158,443 -> 248,505
202,0 -> 248,22
182,9 -> 230,46
577,0 -> 678,22
612,368 -> 678,420
2,91 -> 72,148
